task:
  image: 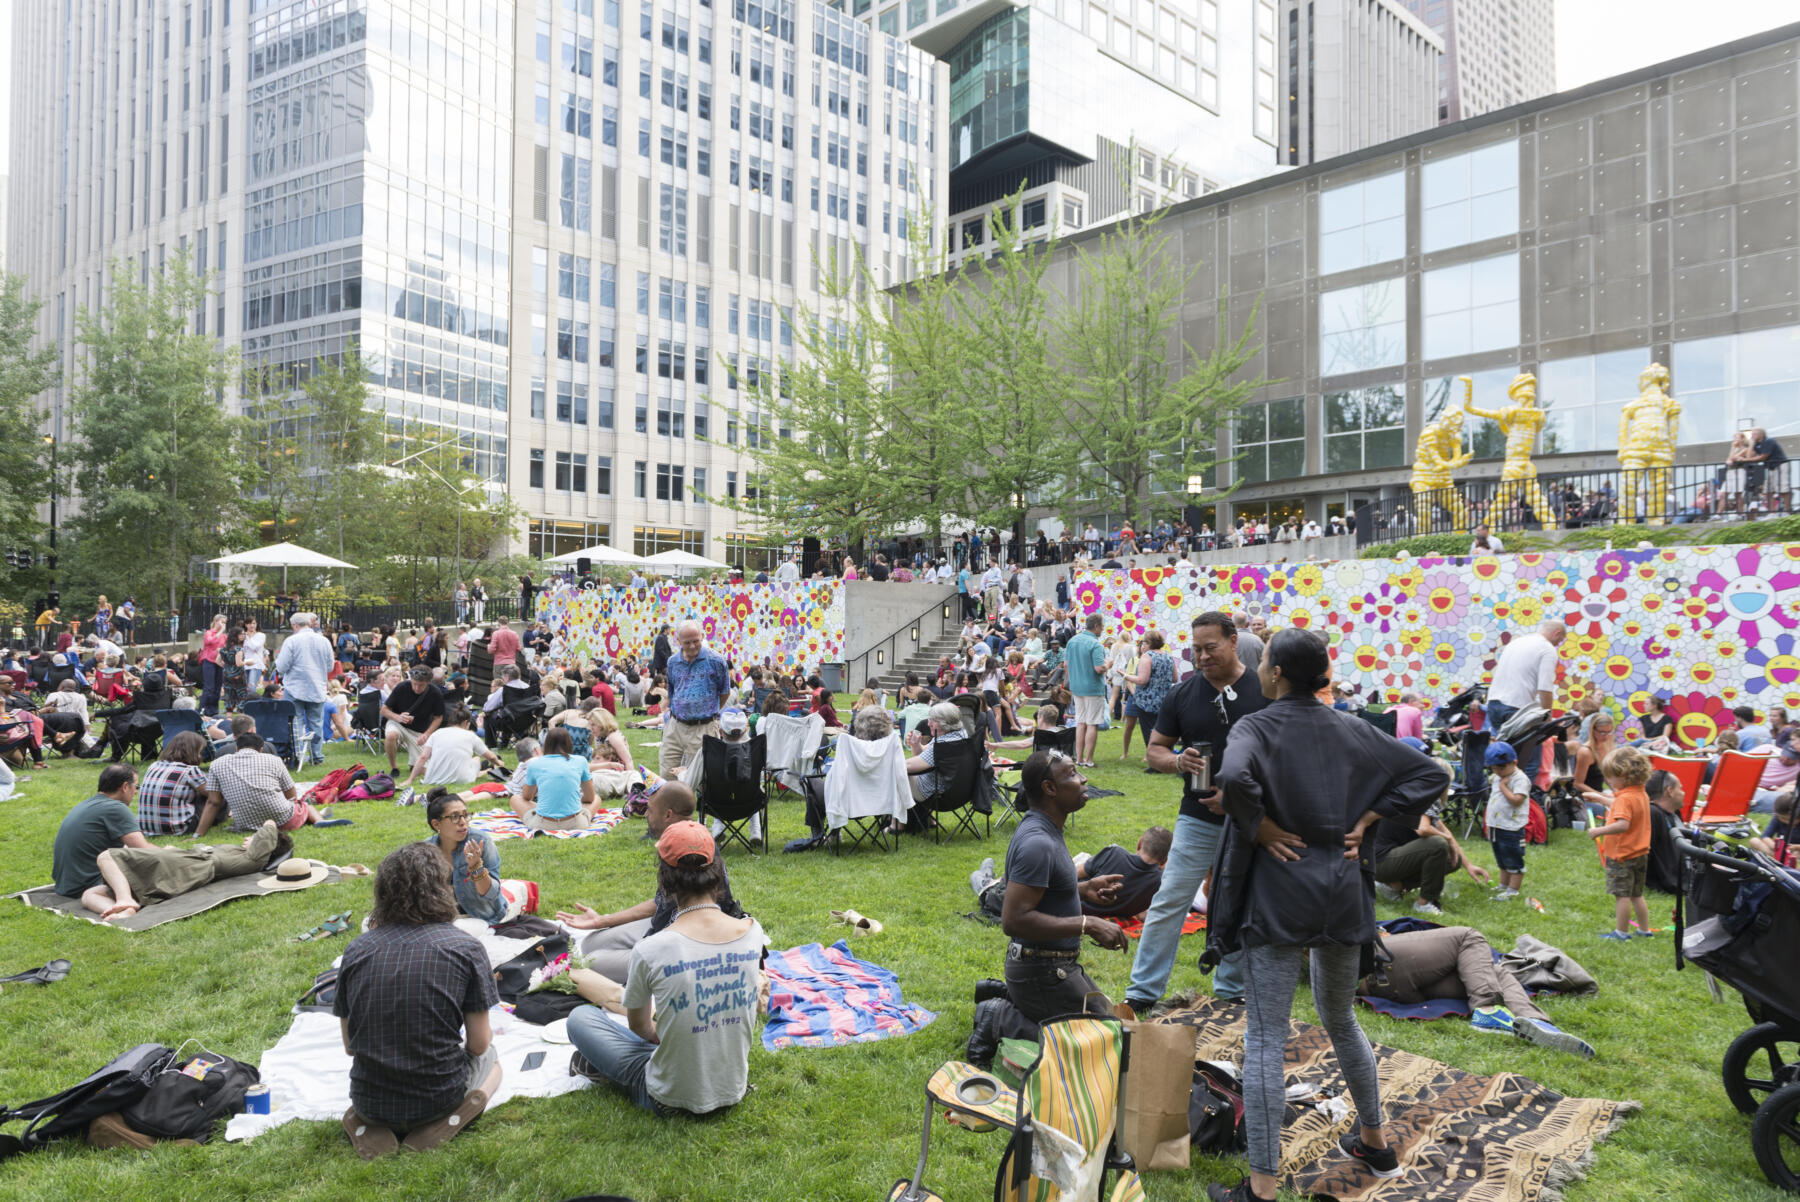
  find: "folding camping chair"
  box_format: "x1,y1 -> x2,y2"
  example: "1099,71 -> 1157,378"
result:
1650,753 -> 1708,822
239,698 -> 300,768
1696,750 -> 1767,830
822,731 -> 910,854
760,710 -> 826,800
998,727 -> 1075,827
917,736 -> 987,844
1356,707 -> 1400,737
349,687 -> 385,759
697,733 -> 770,855
888,1013 -> 1143,1202
154,708 -> 204,755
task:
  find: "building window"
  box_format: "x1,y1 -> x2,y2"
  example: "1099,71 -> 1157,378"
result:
1252,0 -> 1277,143
596,455 -> 613,495
1319,278 -> 1405,377
693,467 -> 708,503
558,253 -> 591,300
554,451 -> 574,490
1422,253 -> 1518,361
556,380 -> 589,423
529,449 -> 546,489
655,463 -> 686,501
634,460 -> 648,498
1318,169 -> 1403,275
1324,386 -> 1405,473
1673,326 -> 1800,448
1062,198 -> 1083,230
1424,367 -> 1517,461
1421,140 -> 1518,253
1538,347 -> 1659,454
531,378 -> 547,419
1236,397 -> 1306,483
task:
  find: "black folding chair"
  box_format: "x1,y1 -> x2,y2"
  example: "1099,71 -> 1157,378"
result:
697,734 -> 770,855
998,727 -> 1076,827
239,698 -> 300,767
1356,707 -> 1399,737
918,736 -> 987,844
350,688 -> 384,758
487,690 -> 546,749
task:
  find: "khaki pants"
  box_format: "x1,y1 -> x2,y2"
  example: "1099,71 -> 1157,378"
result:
110,821 -> 280,904
659,717 -> 718,779
1361,925 -> 1545,1022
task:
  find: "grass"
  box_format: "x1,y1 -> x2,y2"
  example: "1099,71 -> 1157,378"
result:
0,716 -> 1788,1202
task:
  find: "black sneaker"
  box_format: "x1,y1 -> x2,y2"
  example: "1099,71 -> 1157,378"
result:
569,1052 -> 606,1083
973,978 -> 1008,1004
1206,1181 -> 1275,1202
1337,1132 -> 1402,1178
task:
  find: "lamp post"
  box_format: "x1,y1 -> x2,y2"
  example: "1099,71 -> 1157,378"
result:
44,432 -> 57,591
1185,473 -> 1207,545
1008,492 -> 1025,566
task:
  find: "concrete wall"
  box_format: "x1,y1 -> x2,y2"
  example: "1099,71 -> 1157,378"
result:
841,581 -> 958,660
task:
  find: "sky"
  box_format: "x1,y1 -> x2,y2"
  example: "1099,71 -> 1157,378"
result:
1,2 -> 1800,180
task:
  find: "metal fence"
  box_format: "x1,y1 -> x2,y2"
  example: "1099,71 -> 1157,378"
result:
1354,460 -> 1792,547
184,594 -> 524,635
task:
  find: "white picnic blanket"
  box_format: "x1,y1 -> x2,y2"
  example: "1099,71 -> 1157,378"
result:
224,918 -> 619,1141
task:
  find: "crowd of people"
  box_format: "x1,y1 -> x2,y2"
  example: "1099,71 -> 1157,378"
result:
14,563 -> 1800,1190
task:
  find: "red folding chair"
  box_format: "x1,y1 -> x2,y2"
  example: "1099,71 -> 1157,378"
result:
1649,753 -> 1708,822
1695,750 -> 1768,827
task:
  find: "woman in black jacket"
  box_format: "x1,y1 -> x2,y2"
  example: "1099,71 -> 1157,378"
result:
1205,628 -> 1447,1202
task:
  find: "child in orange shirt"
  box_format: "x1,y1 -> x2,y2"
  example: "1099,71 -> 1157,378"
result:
1588,746 -> 1652,941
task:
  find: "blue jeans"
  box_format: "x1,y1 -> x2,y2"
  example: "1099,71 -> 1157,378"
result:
200,660 -> 223,716
567,1005 -> 660,1113
1127,813 -> 1243,1003
291,698 -> 326,764
1484,699 -> 1517,738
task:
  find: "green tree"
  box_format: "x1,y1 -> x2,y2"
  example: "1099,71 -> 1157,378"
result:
0,270 -> 62,560
66,253 -> 247,611
1056,203 -> 1259,529
951,199 -> 1071,549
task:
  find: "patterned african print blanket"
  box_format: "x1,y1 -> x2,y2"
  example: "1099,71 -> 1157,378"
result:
1157,997 -> 1638,1202
762,940 -> 937,1050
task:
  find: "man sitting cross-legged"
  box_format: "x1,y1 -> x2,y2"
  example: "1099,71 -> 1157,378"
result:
554,781 -> 746,981
195,732 -> 319,836
335,842 -> 502,1158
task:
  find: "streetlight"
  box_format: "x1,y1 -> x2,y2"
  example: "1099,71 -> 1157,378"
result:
1009,492 -> 1025,564
43,433 -> 58,592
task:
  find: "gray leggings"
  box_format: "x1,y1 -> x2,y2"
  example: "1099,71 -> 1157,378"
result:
1243,943 -> 1385,1176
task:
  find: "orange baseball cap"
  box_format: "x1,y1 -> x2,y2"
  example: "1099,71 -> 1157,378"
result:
655,820 -> 717,866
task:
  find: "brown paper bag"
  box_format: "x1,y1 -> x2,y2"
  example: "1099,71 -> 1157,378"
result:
1113,1004 -> 1198,1170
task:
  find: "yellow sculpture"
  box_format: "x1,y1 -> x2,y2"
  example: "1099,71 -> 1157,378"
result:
1618,362 -> 1680,525
1411,378 -> 1476,532
1464,372 -> 1548,525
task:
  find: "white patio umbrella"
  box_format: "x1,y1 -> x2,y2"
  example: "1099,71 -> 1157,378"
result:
644,549 -> 734,574
549,543 -> 646,566
210,541 -> 359,591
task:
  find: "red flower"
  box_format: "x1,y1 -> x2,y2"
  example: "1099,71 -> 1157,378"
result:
1664,691 -> 1730,750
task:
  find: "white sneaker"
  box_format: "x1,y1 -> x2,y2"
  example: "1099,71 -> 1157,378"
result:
1492,887 -> 1519,901
1412,900 -> 1443,916
395,786 -> 416,807
1375,882 -> 1402,903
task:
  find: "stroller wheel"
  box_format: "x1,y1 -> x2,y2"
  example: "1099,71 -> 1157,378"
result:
1751,1080 -> 1800,1192
1725,1023 -> 1800,1116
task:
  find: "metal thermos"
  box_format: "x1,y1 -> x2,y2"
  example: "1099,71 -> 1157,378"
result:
1187,741 -> 1212,795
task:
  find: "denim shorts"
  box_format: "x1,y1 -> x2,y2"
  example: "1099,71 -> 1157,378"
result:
1490,827 -> 1526,873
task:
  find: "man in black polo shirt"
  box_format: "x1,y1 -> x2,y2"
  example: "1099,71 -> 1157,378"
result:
966,750 -> 1126,1066
1126,610 -> 1267,1011
382,665 -> 446,775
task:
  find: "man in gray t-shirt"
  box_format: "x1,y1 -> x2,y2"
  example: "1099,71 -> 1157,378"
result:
1232,613 -> 1264,673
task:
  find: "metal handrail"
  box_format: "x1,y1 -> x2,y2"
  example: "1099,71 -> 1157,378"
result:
841,590 -> 959,686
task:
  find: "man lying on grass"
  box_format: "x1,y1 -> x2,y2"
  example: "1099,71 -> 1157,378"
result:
554,781 -> 747,981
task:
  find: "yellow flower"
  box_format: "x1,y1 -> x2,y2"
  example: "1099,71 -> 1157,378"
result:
1292,565 -> 1325,596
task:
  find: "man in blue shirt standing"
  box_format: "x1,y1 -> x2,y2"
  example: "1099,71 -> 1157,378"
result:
275,612 -> 336,766
1064,613 -> 1110,767
957,563 -> 975,620
660,620 -> 732,779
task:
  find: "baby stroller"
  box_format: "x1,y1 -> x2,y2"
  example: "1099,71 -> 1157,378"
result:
1675,826 -> 1800,1191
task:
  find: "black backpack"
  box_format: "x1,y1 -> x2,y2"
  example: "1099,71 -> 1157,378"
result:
492,935 -> 571,1004
0,1043 -> 173,1158
118,1051 -> 259,1143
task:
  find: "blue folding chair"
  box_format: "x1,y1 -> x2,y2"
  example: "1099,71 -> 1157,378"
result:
239,698 -> 301,768
154,709 -> 204,755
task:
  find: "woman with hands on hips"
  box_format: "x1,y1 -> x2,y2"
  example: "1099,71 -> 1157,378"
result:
1201,629 -> 1448,1202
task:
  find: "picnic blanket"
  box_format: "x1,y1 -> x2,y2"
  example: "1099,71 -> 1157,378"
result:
11,867 -> 348,932
1115,911 -> 1205,940
1158,997 -> 1638,1202
762,940 -> 936,1050
469,807 -> 627,841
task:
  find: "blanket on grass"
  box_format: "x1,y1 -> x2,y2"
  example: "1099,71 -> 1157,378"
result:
762,940 -> 936,1050
1115,911 -> 1205,939
1158,997 -> 1638,1202
469,807 -> 627,841
11,867 -> 346,932
223,1006 -> 604,1141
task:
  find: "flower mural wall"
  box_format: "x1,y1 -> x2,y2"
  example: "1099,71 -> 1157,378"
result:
534,582 -> 845,672
1073,542 -> 1800,749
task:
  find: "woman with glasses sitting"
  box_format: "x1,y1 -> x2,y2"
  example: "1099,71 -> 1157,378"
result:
422,788 -> 514,923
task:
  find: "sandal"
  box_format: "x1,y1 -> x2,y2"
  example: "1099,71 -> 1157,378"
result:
830,909 -> 884,935
294,912 -> 354,942
0,958 -> 72,985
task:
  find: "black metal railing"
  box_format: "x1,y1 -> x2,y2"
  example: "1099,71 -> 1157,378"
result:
1354,460 -> 1794,547
183,594 -> 524,637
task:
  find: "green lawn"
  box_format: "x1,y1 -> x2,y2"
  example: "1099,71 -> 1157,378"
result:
0,719 -> 1786,1202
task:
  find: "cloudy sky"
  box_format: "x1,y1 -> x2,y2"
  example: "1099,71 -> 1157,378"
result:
2,2 -> 1800,182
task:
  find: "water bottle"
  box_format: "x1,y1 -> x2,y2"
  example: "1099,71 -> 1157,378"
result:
1186,741 -> 1212,796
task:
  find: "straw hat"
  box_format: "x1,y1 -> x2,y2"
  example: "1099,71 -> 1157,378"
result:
256,858 -> 332,891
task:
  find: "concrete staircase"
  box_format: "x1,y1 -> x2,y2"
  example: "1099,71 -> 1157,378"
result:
876,630 -> 966,691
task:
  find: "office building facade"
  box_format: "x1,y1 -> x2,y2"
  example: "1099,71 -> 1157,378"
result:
1282,0 -> 1441,165
1023,22 -> 1800,535
7,0 -> 944,569
1397,0 -> 1555,123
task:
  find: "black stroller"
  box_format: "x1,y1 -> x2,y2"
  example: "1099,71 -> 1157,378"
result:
1675,826 -> 1800,1190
